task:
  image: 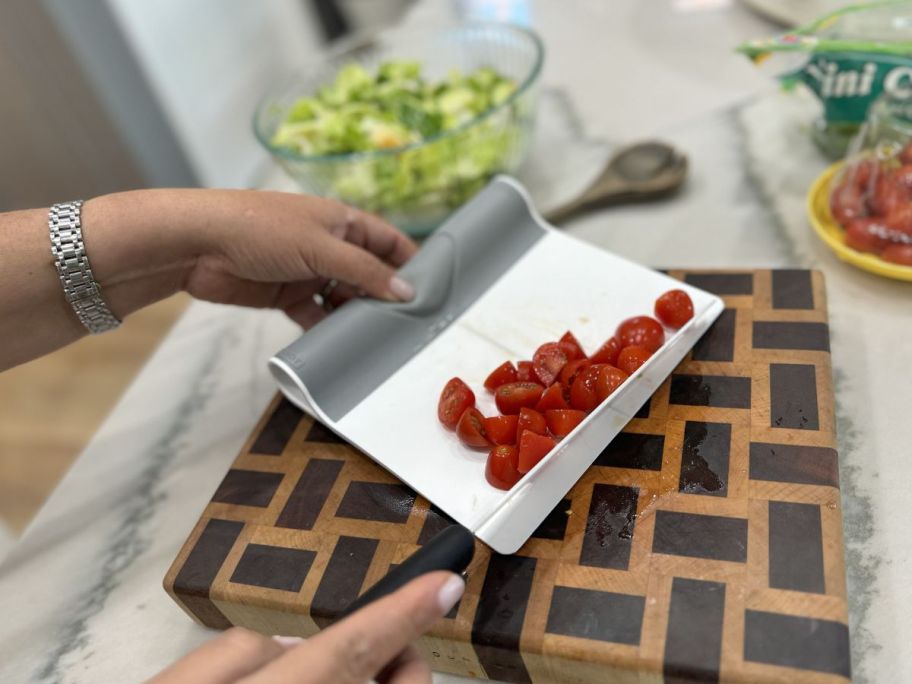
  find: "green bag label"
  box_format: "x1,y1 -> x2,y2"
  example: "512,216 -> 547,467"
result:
797,52 -> 912,123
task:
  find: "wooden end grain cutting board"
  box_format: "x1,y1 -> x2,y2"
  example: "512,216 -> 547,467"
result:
165,269 -> 850,683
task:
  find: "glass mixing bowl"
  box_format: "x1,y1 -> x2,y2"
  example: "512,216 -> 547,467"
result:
253,23 -> 544,236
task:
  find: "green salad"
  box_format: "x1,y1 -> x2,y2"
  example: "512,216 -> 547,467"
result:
269,60 -> 531,228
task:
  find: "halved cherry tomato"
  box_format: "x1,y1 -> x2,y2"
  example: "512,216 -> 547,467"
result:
868,175 -> 905,216
484,361 -> 518,392
844,218 -> 890,253
596,365 -> 629,401
885,205 -> 912,235
516,360 -> 534,382
485,444 -> 522,490
617,346 -> 651,375
532,342 -> 569,386
536,383 -> 569,411
438,377 -> 474,429
616,316 -> 664,353
559,358 -> 591,388
900,142 -> 912,166
456,408 -> 490,448
654,289 -> 694,328
569,363 -> 606,412
589,336 -> 621,366
559,331 -> 586,360
545,409 -> 587,438
518,407 -> 548,436
850,158 -> 878,189
517,430 -> 557,473
484,415 -> 518,445
881,244 -> 912,265
495,382 -> 544,415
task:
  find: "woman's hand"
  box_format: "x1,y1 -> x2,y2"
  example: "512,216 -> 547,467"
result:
0,189 -> 418,369
148,571 -> 464,684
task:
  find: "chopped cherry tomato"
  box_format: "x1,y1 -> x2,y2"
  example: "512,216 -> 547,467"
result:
456,408 -> 490,448
559,358 -> 591,387
438,377 -> 474,429
517,430 -> 557,473
654,289 -> 694,328
881,244 -> 912,265
495,382 -> 544,415
596,365 -> 629,401
536,383 -> 569,411
558,331 -> 586,360
850,159 -> 878,189
569,363 -> 606,412
532,342 -> 569,386
844,218 -> 890,254
617,346 -> 651,375
484,415 -> 518,445
484,361 -> 518,392
518,407 -> 548,436
589,336 -> 621,366
485,445 -> 522,490
545,409 -> 587,438
616,316 -> 664,353
830,181 -> 865,225
516,360 -> 534,382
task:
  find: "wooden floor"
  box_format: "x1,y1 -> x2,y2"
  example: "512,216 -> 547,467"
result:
0,294 -> 189,534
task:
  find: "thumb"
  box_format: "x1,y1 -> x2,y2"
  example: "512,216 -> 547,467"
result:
310,233 -> 415,302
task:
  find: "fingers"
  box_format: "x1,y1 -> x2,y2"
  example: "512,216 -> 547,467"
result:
312,198 -> 418,268
307,232 -> 415,303
147,628 -> 287,684
238,571 -> 464,684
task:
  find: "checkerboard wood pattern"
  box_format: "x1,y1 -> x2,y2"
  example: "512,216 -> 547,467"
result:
165,270 -> 850,683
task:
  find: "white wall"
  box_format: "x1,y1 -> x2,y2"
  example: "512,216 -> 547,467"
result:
105,0 -> 324,188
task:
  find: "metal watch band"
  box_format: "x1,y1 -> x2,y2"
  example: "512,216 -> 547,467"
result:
48,200 -> 121,334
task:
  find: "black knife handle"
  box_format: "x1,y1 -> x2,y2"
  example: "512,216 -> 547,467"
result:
336,524 -> 475,621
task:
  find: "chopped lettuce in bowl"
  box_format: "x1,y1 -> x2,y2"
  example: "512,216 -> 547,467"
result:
254,24 -> 543,236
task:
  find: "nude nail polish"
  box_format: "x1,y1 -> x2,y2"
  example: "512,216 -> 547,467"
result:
437,574 -> 465,614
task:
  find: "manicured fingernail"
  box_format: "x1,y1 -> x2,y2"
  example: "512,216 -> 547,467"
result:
389,275 -> 415,302
272,635 -> 305,648
437,574 -> 465,614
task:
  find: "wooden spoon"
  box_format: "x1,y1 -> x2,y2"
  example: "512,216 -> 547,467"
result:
543,141 -> 688,224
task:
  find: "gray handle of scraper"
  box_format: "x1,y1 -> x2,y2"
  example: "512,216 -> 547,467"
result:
270,177 -> 547,423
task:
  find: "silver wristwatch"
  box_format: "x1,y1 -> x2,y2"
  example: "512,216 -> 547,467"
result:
48,200 -> 121,334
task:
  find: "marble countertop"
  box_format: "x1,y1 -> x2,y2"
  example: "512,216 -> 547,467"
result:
2,2 -> 911,683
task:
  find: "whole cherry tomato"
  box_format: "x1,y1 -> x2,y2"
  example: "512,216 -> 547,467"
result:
830,181 -> 865,225
485,445 -> 522,490
456,408 -> 490,448
654,289 -> 694,328
617,346 -> 652,375
495,382 -> 545,415
484,415 -> 518,445
595,365 -> 629,402
518,407 -> 548,436
438,377 -> 474,429
517,430 -> 557,473
616,316 -> 664,353
569,363 -> 606,412
558,331 -> 586,360
844,218 -> 890,254
532,342 -> 569,386
545,409 -> 587,438
589,336 -> 621,366
484,361 -> 517,392
881,244 -> 912,265
535,383 -> 569,411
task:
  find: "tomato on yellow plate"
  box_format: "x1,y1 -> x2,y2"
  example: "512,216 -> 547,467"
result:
807,163 -> 912,282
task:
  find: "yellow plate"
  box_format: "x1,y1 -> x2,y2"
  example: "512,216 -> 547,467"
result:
807,163 -> 912,282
